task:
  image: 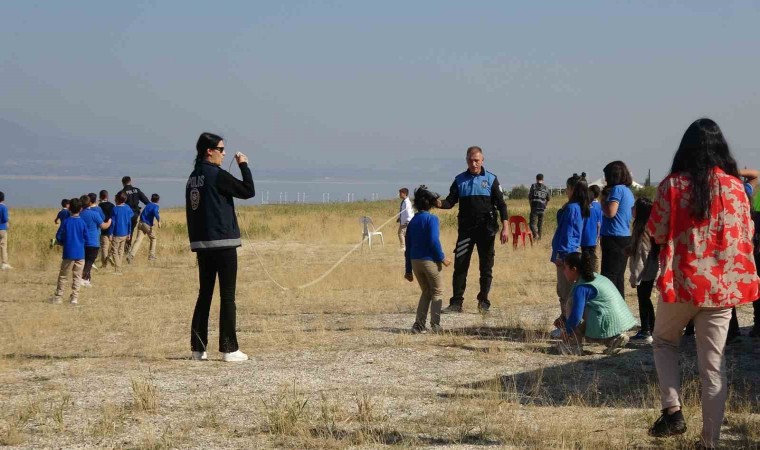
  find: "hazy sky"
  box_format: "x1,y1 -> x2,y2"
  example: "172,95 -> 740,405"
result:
2,0 -> 759,186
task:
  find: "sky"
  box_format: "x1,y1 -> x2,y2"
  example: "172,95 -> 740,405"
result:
1,0 -> 760,189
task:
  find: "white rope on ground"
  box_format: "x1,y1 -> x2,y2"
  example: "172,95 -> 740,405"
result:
239,210 -> 402,291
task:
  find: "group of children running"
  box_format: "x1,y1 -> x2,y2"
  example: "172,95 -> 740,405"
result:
50,189 -> 161,304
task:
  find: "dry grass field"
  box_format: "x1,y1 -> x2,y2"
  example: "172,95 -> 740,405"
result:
1,200 -> 759,449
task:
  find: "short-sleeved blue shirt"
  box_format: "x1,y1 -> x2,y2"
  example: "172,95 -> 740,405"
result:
601,185 -> 634,237
581,201 -> 602,247
0,204 -> 7,231
80,207 -> 104,247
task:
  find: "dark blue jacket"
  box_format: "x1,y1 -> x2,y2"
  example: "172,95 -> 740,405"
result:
404,211 -> 445,274
439,167 -> 508,234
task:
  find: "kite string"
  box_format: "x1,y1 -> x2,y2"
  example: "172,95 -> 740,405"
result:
239,210 -> 401,291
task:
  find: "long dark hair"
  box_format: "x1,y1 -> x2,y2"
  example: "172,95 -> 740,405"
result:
603,161 -> 633,187
195,132 -> 223,168
567,173 -> 590,218
670,118 -> 740,220
564,252 -> 595,281
629,197 -> 653,254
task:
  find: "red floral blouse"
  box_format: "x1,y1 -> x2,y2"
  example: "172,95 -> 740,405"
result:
647,167 -> 759,307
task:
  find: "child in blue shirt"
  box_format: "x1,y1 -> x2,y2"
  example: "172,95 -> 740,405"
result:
51,198 -> 70,248
127,193 -> 161,263
107,191 -> 134,273
550,174 -> 590,338
50,198 -> 88,305
404,186 -> 451,334
0,191 -> 10,270
79,194 -> 111,286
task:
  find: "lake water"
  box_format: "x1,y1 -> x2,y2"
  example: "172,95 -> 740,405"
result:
0,175 -> 452,208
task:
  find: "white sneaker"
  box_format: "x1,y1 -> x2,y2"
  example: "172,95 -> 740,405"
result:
1,263 -> 12,270
91,264 -> 99,271
49,296 -> 63,304
191,351 -> 208,361
70,298 -> 78,306
222,350 -> 249,362
550,328 -> 563,339
81,280 -> 92,288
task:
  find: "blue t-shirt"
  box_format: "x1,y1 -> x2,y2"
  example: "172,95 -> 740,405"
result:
581,201 -> 602,247
600,185 -> 634,237
80,207 -> 105,248
56,216 -> 88,260
110,204 -> 134,237
551,202 -> 583,262
140,203 -> 160,227
404,211 -> 446,274
0,204 -> 7,231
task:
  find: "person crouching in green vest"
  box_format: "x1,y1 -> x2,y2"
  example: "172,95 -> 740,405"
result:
557,251 -> 636,355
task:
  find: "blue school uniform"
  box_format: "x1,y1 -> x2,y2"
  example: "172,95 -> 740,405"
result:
404,211 -> 446,275
80,207 -> 105,248
110,205 -> 134,237
600,185 -> 634,236
581,201 -> 602,247
139,203 -> 160,227
56,216 -> 88,260
0,204 -> 7,230
551,202 -> 583,262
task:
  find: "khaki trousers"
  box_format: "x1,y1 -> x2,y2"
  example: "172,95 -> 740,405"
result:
99,235 -> 112,267
653,300 -> 732,448
54,259 -> 84,302
109,236 -> 127,271
0,230 -> 7,265
129,222 -> 157,259
412,259 -> 443,327
398,224 -> 408,249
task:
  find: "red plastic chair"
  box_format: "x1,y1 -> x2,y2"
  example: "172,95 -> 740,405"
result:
508,216 -> 533,249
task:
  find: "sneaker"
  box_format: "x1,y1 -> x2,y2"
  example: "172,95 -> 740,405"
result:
191,351 -> 208,361
477,302 -> 490,313
69,298 -> 78,306
557,340 -> 583,355
410,323 -> 428,334
441,304 -> 463,314
1,263 -> 12,270
649,408 -> 686,437
221,350 -> 249,362
81,280 -> 92,288
126,254 -> 133,264
603,333 -> 629,355
430,324 -> 443,334
91,264 -> 99,271
148,256 -> 157,262
49,296 -> 63,304
550,328 -> 564,339
630,330 -> 653,345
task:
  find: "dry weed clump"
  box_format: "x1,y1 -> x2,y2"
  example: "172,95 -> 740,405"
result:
131,373 -> 159,413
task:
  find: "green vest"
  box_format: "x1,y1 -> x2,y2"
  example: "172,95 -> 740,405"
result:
571,273 -> 637,339
753,191 -> 760,212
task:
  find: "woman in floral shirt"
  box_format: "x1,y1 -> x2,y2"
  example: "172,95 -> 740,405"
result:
646,118 -> 759,449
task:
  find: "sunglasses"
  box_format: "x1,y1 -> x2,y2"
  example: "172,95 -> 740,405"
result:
210,147 -> 225,152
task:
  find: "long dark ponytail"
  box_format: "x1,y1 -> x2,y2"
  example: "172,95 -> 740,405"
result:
670,118 -> 740,220
195,132 -> 223,169
567,172 -> 591,218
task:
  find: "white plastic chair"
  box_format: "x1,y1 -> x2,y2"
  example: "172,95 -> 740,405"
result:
360,216 -> 384,249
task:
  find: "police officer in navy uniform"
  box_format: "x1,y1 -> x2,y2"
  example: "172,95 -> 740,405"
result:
119,176 -> 150,253
436,146 -> 509,313
186,132 -> 255,362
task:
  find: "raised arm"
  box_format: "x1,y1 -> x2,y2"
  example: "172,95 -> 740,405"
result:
217,157 -> 255,200
437,181 -> 459,209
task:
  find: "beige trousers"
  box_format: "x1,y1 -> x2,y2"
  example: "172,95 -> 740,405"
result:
0,230 -> 7,265
109,236 -> 127,271
398,224 -> 408,249
99,235 -> 112,267
556,263 -> 573,319
129,222 -> 157,259
54,259 -> 84,302
653,300 -> 732,448
412,259 -> 443,327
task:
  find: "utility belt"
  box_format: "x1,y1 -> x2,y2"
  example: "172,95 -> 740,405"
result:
458,212 -> 498,235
